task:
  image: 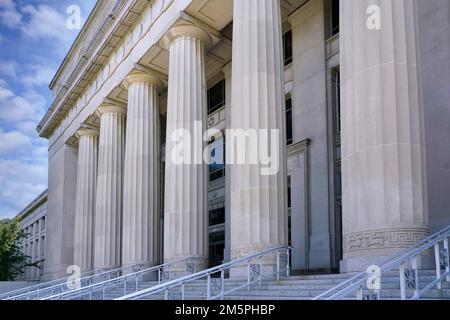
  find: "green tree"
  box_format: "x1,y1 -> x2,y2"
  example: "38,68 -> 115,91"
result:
0,219 -> 42,281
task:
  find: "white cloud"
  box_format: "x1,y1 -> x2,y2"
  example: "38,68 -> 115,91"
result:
0,60 -> 18,79
23,64 -> 57,88
20,4 -> 78,50
0,82 -> 47,124
0,85 -> 14,99
0,129 -> 31,156
0,0 -> 22,28
0,157 -> 47,218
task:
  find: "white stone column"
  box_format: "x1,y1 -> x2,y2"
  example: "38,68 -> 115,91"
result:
340,0 -> 428,271
94,104 -> 126,270
162,25 -> 210,270
122,72 -> 162,268
223,63 -> 232,264
230,0 -> 287,272
73,128 -> 98,272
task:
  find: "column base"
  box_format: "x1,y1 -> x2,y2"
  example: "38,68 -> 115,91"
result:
163,256 -> 208,279
121,262 -> 159,281
340,250 -> 436,273
229,254 -> 286,279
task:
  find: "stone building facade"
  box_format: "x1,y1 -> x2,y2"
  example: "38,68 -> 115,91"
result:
15,0 -> 450,280
16,190 -> 47,280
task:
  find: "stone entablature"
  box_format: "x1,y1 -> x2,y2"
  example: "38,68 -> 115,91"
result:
39,0 -> 174,145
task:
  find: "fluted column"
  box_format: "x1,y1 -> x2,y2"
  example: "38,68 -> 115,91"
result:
163,25 -> 210,270
73,128 -> 98,271
122,72 -> 162,268
340,1 -> 428,271
230,0 -> 287,271
94,104 -> 126,270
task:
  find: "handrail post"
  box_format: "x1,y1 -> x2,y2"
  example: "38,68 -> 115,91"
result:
220,270 -> 225,300
135,273 -> 139,291
164,289 -> 168,300
412,256 -> 419,298
434,242 -> 442,290
276,251 -> 280,281
124,278 -> 127,296
356,286 -> 363,300
444,238 -> 450,282
207,274 -> 211,300
158,268 -> 161,283
258,256 -> 262,286
247,261 -> 251,291
181,284 -> 185,300
286,248 -> 290,277
399,262 -> 407,300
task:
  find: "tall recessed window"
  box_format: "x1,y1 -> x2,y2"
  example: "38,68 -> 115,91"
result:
208,137 -> 225,181
331,0 -> 340,36
287,176 -> 292,247
333,70 -> 342,260
286,98 -> 293,145
208,80 -> 225,114
283,30 -> 293,66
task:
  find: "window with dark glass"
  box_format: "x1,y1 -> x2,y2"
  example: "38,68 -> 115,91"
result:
331,0 -> 340,36
209,137 -> 225,181
286,98 -> 293,145
287,176 -> 292,247
208,80 -> 225,114
333,70 -> 342,260
209,207 -> 225,226
283,30 -> 293,66
160,113 -> 167,145
208,230 -> 225,267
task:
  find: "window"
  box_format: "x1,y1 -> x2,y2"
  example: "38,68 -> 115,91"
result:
208,80 -> 225,114
209,207 -> 225,226
286,98 -> 293,145
283,30 -> 293,66
208,137 -> 225,181
287,176 -> 292,247
331,0 -> 340,36
160,113 -> 167,145
332,70 -> 342,259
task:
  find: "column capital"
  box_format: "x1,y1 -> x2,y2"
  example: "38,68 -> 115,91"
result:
123,71 -> 164,90
75,125 -> 99,139
222,62 -> 232,78
95,102 -> 127,118
162,24 -> 212,50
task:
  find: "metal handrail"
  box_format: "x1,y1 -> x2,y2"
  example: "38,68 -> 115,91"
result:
3,263 -> 145,300
313,225 -> 450,300
115,246 -> 291,301
40,256 -> 199,300
0,268 -> 105,300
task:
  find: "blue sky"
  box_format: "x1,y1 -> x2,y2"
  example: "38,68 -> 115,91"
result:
0,0 -> 96,218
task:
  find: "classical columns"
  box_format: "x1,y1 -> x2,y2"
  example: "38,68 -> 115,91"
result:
94,104 -> 126,270
73,128 -> 98,271
229,0 -> 287,270
122,72 -> 162,268
340,1 -> 428,271
163,25 -> 210,270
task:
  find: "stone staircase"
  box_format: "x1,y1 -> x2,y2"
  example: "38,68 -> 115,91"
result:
97,270 -> 450,300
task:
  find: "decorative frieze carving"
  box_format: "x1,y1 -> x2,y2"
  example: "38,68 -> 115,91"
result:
343,229 -> 429,253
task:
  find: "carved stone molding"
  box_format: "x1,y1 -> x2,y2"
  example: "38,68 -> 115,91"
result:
343,228 -> 429,253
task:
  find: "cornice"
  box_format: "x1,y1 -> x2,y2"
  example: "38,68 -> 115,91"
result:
15,190 -> 48,221
37,0 -> 152,139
